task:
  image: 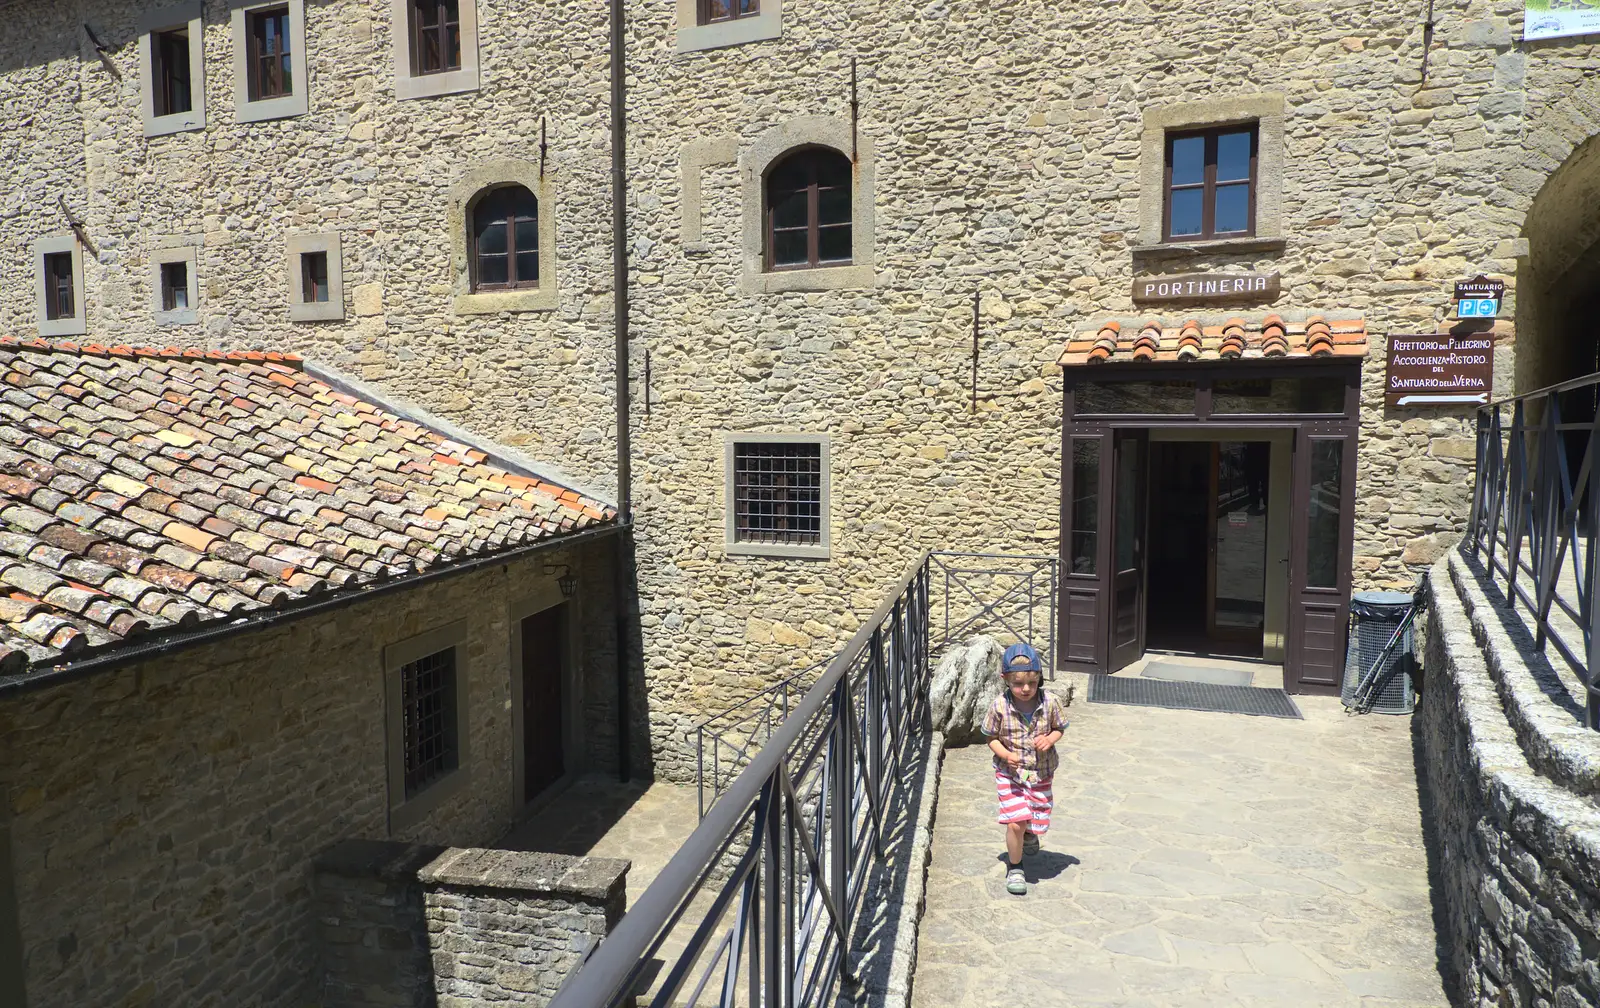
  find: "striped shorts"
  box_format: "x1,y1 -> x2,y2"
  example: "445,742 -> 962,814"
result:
995,770 -> 1053,835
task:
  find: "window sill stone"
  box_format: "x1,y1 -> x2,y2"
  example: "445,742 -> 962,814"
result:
741,263 -> 876,294
1130,236 -> 1288,258
725,542 -> 831,560
454,288 -> 559,315
676,7 -> 781,53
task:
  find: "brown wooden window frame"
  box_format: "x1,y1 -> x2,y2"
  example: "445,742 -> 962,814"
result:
43,253 -> 75,321
1162,124 -> 1258,243
300,251 -> 330,303
468,185 -> 540,292
698,0 -> 760,25
411,0 -> 462,76
764,146 -> 853,273
151,27 -> 193,118
246,5 -> 293,102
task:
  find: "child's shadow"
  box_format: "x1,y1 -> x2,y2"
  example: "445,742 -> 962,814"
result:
994,850 -> 1080,882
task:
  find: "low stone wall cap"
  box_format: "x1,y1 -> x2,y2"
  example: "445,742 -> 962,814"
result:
419,846 -> 630,901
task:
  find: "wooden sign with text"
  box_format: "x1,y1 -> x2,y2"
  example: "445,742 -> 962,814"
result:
1132,272 -> 1280,304
1385,333 -> 1495,407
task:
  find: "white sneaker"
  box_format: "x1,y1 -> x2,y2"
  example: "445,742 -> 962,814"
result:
1006,865 -> 1027,895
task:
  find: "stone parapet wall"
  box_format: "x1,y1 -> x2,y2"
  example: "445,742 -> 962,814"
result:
1421,551 -> 1600,1008
6,0 -> 1600,780
314,840 -> 628,1008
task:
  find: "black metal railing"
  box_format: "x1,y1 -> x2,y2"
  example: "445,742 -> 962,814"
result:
550,554 -> 933,1008
1468,373 -> 1600,730
691,551 -> 1059,818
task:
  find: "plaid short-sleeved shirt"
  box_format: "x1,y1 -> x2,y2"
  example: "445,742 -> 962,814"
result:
982,691 -> 1067,779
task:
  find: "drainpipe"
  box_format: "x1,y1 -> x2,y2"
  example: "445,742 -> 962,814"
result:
609,0 -> 633,782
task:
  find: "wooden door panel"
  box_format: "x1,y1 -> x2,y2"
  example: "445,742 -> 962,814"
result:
1295,601 -> 1345,687
1110,431 -> 1149,671
1063,586 -> 1099,664
520,605 -> 567,802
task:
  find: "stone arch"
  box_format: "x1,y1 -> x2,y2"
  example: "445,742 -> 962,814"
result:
1516,83 -> 1600,393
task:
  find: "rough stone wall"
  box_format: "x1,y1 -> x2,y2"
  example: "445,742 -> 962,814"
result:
5,1 -> 1600,777
420,847 -> 628,1007
1422,551 -> 1600,1008
313,840 -> 628,1008
0,545 -> 616,1008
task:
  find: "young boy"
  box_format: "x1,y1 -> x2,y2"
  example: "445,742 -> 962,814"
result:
982,642 -> 1066,896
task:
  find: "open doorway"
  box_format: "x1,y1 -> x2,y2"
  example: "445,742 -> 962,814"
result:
1146,440 -> 1273,657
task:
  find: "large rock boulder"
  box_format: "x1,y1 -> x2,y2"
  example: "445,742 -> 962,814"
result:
930,636 -> 1005,744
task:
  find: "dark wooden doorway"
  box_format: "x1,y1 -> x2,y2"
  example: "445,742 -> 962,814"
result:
1057,362 -> 1360,694
519,604 -> 567,803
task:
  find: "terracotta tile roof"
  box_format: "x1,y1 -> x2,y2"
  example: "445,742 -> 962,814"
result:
1060,315 -> 1368,367
0,337 -> 616,677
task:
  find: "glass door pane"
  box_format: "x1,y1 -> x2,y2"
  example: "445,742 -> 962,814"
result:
1211,442 -> 1269,641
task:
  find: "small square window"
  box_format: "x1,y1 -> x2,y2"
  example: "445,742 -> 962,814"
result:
400,647 -> 459,798
732,442 -> 822,546
43,253 -> 75,321
1164,125 -> 1258,242
301,251 -> 329,303
152,28 -> 193,117
160,261 -> 189,311
247,6 -> 293,101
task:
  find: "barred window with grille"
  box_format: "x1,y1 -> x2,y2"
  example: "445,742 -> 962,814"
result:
400,647 -> 458,798
732,442 -> 824,547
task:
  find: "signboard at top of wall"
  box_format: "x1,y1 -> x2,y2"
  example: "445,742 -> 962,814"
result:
1385,333 -> 1495,407
1132,272 -> 1280,304
1525,0 -> 1600,40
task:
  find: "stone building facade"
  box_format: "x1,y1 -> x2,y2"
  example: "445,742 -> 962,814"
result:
4,0 -> 1600,771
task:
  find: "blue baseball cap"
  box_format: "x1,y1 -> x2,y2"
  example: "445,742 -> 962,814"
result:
1002,642 -> 1041,674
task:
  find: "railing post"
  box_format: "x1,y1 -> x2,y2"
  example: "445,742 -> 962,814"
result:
868,626 -> 886,804
762,776 -> 783,1008
828,676 -> 850,962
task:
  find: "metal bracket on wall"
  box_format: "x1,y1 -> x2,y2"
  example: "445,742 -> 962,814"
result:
850,57 -> 859,164
82,23 -> 121,78
540,116 -> 548,179
970,289 -> 980,413
56,195 -> 98,258
1419,0 -> 1436,85
643,345 -> 651,419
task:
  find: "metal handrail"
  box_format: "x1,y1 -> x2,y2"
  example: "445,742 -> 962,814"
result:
549,551 -> 933,1008
1468,374 -> 1600,730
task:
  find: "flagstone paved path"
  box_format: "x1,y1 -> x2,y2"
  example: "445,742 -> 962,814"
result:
910,685 -> 1453,1008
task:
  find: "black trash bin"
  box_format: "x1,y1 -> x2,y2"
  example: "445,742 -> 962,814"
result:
1340,590 -> 1416,714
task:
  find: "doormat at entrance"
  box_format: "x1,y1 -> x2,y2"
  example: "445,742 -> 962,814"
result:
1140,661 -> 1255,688
1089,675 -> 1303,719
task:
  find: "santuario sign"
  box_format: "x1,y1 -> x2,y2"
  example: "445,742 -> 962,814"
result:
1131,272 -> 1280,304
1385,333 -> 1494,406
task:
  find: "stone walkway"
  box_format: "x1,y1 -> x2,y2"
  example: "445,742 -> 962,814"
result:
911,683 -> 1452,1008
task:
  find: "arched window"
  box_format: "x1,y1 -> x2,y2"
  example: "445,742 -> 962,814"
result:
765,147 -> 852,271
469,185 -> 539,290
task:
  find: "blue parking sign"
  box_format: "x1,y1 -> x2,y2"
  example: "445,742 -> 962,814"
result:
1458,298 -> 1499,318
